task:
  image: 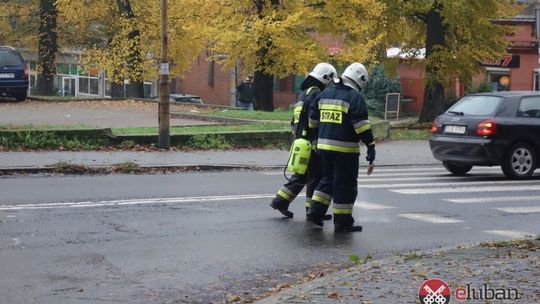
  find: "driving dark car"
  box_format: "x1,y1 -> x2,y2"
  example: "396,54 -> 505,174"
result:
430,91 -> 540,179
0,46 -> 29,101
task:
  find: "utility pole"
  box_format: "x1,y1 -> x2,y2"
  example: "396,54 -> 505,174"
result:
158,0 -> 170,148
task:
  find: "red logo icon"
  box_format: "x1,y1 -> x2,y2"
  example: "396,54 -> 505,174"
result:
419,278 -> 451,304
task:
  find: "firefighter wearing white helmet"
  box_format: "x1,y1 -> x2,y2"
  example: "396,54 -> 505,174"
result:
309,62 -> 338,86
269,63 -> 337,219
307,62 -> 375,233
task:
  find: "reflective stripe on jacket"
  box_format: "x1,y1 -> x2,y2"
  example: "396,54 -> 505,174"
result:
291,86 -> 320,139
309,82 -> 374,153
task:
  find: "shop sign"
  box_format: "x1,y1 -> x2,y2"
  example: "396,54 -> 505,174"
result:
482,55 -> 520,68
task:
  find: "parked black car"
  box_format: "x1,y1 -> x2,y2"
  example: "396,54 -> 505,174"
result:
430,91 -> 540,179
0,46 -> 29,101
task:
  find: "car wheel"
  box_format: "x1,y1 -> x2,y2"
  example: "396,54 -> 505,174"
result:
501,143 -> 536,179
15,92 -> 27,101
442,161 -> 473,176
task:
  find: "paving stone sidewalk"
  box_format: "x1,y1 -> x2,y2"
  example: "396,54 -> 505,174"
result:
256,240 -> 540,304
0,140 -> 438,170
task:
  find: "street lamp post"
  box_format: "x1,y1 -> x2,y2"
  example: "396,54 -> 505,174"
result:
158,0 -> 170,148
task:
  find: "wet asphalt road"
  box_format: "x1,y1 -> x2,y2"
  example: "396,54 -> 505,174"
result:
1,167 -> 539,303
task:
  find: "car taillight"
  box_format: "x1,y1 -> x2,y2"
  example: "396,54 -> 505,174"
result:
431,117 -> 440,133
477,119 -> 497,136
23,65 -> 29,79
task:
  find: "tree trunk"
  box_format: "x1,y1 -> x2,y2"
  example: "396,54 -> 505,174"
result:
253,71 -> 274,111
116,0 -> 144,98
36,0 -> 58,96
418,2 -> 446,123
251,0 -> 281,112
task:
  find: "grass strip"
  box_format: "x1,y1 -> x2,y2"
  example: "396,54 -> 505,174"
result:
112,122 -> 289,135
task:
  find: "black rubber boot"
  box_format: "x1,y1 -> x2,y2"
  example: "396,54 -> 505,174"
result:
269,202 -> 294,218
306,213 -> 324,228
334,225 -> 363,233
306,207 -> 332,221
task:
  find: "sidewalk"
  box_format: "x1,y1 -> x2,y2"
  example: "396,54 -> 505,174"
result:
0,140 -> 438,171
256,240 -> 539,303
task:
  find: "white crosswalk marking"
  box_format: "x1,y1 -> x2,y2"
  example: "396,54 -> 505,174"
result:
484,230 -> 534,238
446,195 -> 540,204
354,201 -> 395,210
495,207 -> 540,214
359,179 -> 538,189
398,213 -> 463,224
392,185 -> 540,195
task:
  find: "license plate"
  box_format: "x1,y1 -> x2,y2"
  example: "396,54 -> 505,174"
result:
0,73 -> 14,78
444,125 -> 466,134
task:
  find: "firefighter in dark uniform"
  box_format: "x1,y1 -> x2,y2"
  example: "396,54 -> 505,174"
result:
270,63 -> 337,219
307,62 -> 376,232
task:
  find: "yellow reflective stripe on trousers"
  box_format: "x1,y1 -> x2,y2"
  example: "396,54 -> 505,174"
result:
277,189 -> 292,202
317,143 -> 360,153
333,207 -> 353,214
312,195 -> 330,206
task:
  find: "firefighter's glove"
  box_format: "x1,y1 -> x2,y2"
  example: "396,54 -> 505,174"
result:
365,145 -> 376,163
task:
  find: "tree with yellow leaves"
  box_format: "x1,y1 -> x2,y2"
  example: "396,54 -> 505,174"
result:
381,0 -> 519,122
0,0 -> 59,95
56,0 -> 208,97
201,0 -> 385,111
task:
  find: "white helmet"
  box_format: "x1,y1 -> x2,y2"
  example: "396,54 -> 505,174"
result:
308,62 -> 337,86
342,62 -> 369,90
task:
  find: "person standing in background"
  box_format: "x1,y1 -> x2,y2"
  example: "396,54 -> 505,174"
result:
236,75 -> 254,110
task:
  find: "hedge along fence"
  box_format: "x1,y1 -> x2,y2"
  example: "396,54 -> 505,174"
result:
114,121 -> 390,148
0,129 -> 115,149
0,121 -> 389,149
114,130 -> 295,148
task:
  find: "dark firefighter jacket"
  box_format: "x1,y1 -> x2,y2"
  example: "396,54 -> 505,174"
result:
291,86 -> 320,140
308,82 -> 374,153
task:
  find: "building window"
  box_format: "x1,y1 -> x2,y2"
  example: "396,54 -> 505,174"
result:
535,70 -> 540,91
488,73 -> 510,91
79,77 -> 89,93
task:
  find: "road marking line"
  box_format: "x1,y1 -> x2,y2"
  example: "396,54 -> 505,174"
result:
484,230 -> 534,238
354,201 -> 395,210
495,206 -> 540,214
392,185 -> 540,194
359,179 -> 539,189
357,171 -> 499,177
0,194 -> 277,211
358,178 -> 538,188
358,176 -> 477,182
446,195 -> 540,204
398,213 -> 463,224
262,167 -> 502,176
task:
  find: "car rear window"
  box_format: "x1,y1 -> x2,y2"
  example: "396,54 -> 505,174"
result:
0,51 -> 24,68
447,95 -> 503,116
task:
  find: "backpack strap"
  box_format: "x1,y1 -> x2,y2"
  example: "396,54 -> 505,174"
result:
295,86 -> 321,138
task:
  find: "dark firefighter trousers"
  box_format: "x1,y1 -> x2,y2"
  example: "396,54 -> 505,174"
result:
308,150 -> 359,227
271,151 -> 322,212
